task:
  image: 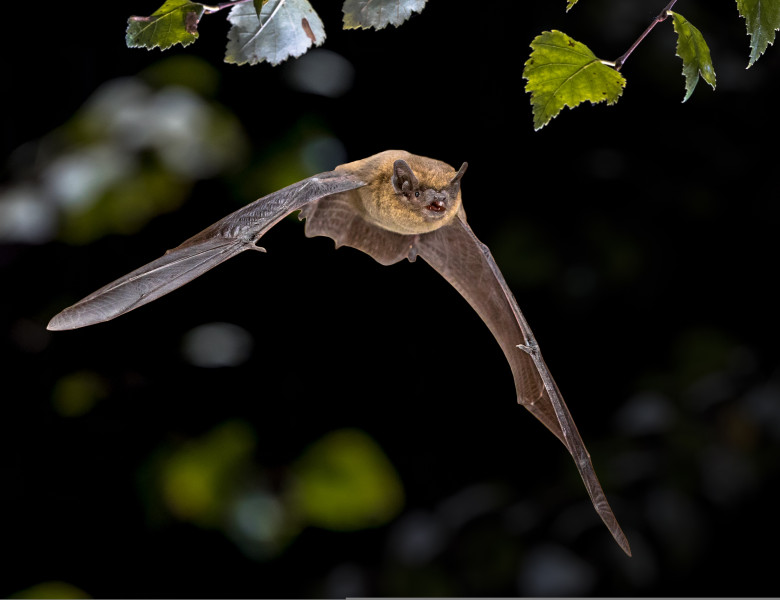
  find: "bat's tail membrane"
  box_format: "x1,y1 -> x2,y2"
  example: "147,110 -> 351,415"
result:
47,237 -> 257,331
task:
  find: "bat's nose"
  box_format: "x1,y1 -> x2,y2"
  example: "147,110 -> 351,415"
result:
426,193 -> 447,212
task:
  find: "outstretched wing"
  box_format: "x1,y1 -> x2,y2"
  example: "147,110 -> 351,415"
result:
47,171 -> 366,331
416,211 -> 632,556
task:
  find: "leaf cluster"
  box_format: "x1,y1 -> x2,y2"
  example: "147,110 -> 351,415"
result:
124,0 -> 780,128
126,0 -> 428,66
524,0 -> 779,129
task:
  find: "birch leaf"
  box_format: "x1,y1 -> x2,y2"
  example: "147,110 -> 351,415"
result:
253,0 -> 269,18
126,0 -> 205,51
670,12 -> 717,102
342,0 -> 428,30
736,0 -> 780,66
225,0 -> 325,66
523,30 -> 626,130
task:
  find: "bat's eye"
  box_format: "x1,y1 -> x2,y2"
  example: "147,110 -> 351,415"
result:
414,191 -> 420,198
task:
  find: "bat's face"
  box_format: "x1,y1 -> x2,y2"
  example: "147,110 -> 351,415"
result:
355,157 -> 468,236
390,158 -> 468,232
394,160 -> 457,220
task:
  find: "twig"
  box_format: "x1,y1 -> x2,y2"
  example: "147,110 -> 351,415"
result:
614,0 -> 679,71
202,0 -> 252,14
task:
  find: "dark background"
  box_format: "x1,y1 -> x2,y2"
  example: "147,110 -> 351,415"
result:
3,0 -> 779,597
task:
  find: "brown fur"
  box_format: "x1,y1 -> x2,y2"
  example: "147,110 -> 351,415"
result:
335,150 -> 462,235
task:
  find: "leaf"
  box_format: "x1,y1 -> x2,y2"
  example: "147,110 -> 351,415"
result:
670,12 -> 716,102
225,0 -> 325,66
566,0 -> 580,10
736,0 -> 780,66
342,0 -> 427,30
126,0 -> 205,51
523,30 -> 626,130
253,0 -> 268,18
290,429 -> 404,530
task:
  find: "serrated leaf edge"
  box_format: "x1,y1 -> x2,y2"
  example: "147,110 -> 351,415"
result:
126,0 -> 204,51
523,31 -> 626,130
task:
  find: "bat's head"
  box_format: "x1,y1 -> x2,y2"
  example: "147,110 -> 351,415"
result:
391,159 -> 468,228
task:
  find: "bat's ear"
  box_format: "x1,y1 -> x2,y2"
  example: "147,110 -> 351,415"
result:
392,159 -> 418,194
451,162 -> 468,186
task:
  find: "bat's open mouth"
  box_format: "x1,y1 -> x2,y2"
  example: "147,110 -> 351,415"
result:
425,200 -> 446,213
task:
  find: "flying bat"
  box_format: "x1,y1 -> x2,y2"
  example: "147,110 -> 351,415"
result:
47,150 -> 631,556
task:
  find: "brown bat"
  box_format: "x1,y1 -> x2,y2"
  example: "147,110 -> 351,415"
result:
48,150 -> 631,556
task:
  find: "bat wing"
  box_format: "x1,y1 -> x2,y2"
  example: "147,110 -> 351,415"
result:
47,171 -> 367,330
415,211 -> 632,556
300,193 -> 418,265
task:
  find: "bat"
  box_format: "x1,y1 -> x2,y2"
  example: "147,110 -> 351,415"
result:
47,150 -> 631,556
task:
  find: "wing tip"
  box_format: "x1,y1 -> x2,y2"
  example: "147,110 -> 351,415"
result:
47,305 -> 110,331
611,526 -> 632,557
47,312 -> 70,331
47,310 -> 85,331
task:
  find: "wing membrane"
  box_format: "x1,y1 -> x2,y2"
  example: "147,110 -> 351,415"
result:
48,171 -> 366,330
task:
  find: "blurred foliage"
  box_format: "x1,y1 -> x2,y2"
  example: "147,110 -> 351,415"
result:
0,56 -> 247,245
9,581 -> 90,599
51,370 -> 108,417
137,422 -> 404,561
288,428 -> 405,530
156,420 -> 257,526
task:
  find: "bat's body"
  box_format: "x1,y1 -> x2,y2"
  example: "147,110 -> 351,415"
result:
48,150 -> 631,556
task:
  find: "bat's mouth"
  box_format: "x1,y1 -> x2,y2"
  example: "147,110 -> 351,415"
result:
425,200 -> 447,213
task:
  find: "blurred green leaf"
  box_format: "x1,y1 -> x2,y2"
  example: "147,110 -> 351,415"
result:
10,581 -> 89,599
566,0 -> 579,10
59,165 -> 186,245
290,429 -> 404,530
51,371 -> 108,417
140,55 -> 220,97
225,0 -> 325,66
736,0 -> 780,66
159,421 -> 257,526
670,12 -> 716,102
126,0 -> 205,51
342,0 -> 428,30
523,30 -> 626,130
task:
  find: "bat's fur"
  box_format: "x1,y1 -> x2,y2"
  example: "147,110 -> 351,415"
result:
336,150 -> 463,235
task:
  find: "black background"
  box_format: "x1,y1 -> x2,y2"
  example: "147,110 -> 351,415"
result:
3,0 -> 780,596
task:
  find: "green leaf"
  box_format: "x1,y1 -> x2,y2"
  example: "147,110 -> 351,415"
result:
253,0 -> 268,18
126,0 -> 205,51
225,0 -> 325,66
566,0 -> 580,10
290,429 -> 404,530
342,0 -> 428,29
523,30 -> 626,130
736,0 -> 780,66
670,12 -> 716,102
158,421 -> 256,526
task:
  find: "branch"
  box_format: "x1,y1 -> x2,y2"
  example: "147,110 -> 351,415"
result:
201,0 -> 252,14
614,0 -> 679,71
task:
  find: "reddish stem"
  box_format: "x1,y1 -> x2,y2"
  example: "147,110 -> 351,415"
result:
614,0 -> 679,71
